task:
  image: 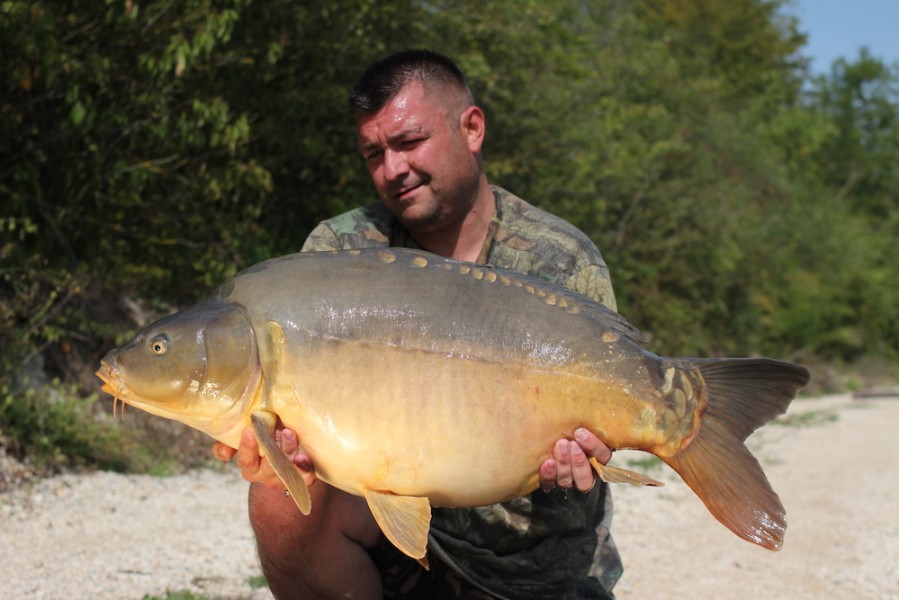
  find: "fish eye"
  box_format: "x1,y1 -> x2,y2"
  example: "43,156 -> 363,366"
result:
149,333 -> 170,356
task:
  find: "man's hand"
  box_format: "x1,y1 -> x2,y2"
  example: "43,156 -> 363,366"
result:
539,428 -> 611,493
212,427 -> 316,489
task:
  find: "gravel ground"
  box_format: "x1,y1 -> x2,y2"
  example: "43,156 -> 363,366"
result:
0,469 -> 272,600
2,393 -> 897,599
613,393 -> 899,600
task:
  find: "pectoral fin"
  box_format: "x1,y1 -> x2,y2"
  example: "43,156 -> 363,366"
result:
250,411 -> 312,515
363,489 -> 431,568
590,457 -> 664,487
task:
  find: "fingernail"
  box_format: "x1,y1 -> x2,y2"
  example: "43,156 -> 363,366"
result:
571,443 -> 583,455
574,428 -> 587,441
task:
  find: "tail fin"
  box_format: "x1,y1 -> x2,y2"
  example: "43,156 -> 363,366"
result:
662,358 -> 810,551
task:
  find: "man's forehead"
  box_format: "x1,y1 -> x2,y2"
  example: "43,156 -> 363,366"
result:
357,89 -> 436,144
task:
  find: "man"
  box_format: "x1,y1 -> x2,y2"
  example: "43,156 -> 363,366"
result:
214,50 -> 621,599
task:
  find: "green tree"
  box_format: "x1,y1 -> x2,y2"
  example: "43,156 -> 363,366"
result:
800,50 -> 899,357
3,1 -> 898,473
808,49 -> 899,219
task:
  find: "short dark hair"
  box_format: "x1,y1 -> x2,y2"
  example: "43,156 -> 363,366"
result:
349,49 -> 472,117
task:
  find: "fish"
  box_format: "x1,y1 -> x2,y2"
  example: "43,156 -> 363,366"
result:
96,248 -> 809,563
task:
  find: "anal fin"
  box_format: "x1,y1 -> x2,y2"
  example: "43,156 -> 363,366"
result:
250,411 -> 312,515
590,457 -> 664,487
363,488 -> 431,568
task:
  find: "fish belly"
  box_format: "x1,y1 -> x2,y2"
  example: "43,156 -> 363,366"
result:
271,338 -> 655,507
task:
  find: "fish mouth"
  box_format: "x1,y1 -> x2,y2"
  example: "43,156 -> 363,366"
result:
96,359 -> 128,417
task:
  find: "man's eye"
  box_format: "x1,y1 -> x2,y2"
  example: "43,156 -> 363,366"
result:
402,138 -> 424,149
364,149 -> 383,161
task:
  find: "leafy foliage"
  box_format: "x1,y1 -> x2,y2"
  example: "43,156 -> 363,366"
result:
1,0 -> 897,469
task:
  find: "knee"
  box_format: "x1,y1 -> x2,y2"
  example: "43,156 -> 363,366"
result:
248,483 -> 315,552
248,483 -> 384,599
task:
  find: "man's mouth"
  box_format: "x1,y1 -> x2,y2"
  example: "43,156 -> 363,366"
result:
396,185 -> 419,200
390,180 -> 424,201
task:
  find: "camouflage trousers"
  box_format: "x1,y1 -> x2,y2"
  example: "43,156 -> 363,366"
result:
370,538 -> 496,599
369,537 -> 616,600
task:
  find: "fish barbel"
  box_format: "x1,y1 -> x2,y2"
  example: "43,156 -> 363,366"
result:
96,248 -> 809,562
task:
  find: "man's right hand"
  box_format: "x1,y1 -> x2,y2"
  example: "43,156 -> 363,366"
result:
212,427 -> 317,490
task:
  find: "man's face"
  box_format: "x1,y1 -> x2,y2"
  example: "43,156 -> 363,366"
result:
356,81 -> 483,235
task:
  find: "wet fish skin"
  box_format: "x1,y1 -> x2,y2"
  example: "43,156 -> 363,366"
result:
97,248 -> 810,561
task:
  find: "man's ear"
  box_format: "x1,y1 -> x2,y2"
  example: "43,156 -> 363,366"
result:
460,105 -> 486,154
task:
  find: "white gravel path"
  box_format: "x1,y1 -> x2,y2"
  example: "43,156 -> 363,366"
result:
613,393 -> 899,599
0,469 -> 272,600
1,393 -> 897,599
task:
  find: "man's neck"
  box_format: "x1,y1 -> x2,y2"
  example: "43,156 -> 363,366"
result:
412,183 -> 495,262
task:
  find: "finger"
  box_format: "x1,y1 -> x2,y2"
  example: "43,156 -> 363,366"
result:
211,442 -> 236,463
294,451 -> 315,475
539,458 -> 557,492
574,428 -> 613,465
569,441 -> 596,493
279,428 -> 299,457
553,438 -> 573,489
236,427 -> 262,472
236,428 -> 282,488
280,429 -> 316,478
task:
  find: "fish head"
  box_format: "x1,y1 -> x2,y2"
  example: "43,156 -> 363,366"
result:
96,298 -> 261,434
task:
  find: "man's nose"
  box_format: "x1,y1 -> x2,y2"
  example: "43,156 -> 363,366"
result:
383,149 -> 410,181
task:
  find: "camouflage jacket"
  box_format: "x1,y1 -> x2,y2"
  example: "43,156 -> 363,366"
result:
302,186 -> 621,599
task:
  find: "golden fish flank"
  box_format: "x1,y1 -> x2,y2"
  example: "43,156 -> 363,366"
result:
96,248 -> 810,563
